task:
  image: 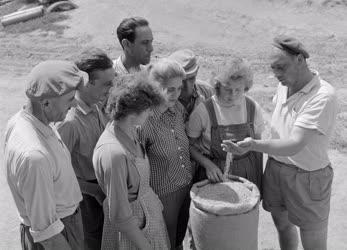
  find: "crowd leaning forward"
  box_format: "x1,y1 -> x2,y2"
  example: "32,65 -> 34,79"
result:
4,16 -> 337,250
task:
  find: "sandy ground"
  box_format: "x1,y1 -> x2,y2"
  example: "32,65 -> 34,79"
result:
0,0 -> 347,249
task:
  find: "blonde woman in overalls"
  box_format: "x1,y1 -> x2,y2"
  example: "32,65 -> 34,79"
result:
93,73 -> 170,250
187,58 -> 265,192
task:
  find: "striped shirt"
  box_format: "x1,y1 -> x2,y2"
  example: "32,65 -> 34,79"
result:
113,56 -> 142,75
139,102 -> 192,197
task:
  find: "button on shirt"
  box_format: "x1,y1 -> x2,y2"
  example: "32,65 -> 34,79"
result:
56,98 -> 105,180
139,102 -> 192,197
270,71 -> 338,171
4,110 -> 82,242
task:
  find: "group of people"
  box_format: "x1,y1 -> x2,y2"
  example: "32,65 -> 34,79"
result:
4,16 -> 337,250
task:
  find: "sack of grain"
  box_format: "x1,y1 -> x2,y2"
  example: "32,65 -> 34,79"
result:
190,175 -> 260,250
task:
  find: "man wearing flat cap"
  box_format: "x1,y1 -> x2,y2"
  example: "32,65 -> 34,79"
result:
168,49 -> 214,118
4,60 -> 85,249
222,36 -> 337,250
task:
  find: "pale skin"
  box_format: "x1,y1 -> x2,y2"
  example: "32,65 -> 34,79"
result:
155,75 -> 183,113
221,49 -> 327,250
121,25 -> 154,72
179,75 -> 197,102
190,79 -> 260,183
114,110 -> 152,250
74,67 -> 115,205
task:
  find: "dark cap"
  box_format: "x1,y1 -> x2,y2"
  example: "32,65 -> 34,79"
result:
273,35 -> 309,59
25,60 -> 88,100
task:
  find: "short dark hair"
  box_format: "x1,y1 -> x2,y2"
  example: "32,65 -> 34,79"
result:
107,71 -> 166,121
116,17 -> 149,46
75,48 -> 113,80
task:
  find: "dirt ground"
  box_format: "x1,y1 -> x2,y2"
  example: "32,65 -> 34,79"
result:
0,0 -> 347,249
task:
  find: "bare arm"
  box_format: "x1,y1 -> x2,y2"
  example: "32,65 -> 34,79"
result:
222,126 -> 316,156
252,126 -> 316,156
189,137 -> 223,182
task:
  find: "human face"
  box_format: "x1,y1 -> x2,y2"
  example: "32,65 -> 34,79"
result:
130,26 -> 153,65
88,68 -> 115,104
163,77 -> 183,107
270,49 -> 300,87
45,91 -> 76,122
180,75 -> 196,98
218,80 -> 245,105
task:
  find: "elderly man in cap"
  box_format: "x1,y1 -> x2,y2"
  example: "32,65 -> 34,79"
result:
4,60 -> 85,250
113,17 -> 153,75
222,36 -> 337,250
56,48 -> 115,250
168,49 -> 214,118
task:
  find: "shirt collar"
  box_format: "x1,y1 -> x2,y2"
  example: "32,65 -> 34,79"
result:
115,55 -> 129,74
115,55 -> 142,74
297,71 -> 320,94
75,96 -> 95,115
152,103 -> 178,119
21,108 -> 55,137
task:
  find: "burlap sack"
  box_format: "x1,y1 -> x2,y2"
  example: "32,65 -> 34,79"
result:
190,175 -> 260,250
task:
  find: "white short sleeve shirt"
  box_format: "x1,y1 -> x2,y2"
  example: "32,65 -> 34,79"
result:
270,72 -> 338,170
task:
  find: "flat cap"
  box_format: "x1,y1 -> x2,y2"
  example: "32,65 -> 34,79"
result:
168,49 -> 199,79
273,35 -> 310,59
25,60 -> 88,100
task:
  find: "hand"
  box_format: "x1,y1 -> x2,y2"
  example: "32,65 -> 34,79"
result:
94,186 -> 106,206
206,165 -> 224,183
221,137 -> 254,155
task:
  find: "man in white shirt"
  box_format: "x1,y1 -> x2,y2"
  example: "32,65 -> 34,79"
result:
222,36 -> 337,250
4,60 -> 85,250
113,17 -> 153,75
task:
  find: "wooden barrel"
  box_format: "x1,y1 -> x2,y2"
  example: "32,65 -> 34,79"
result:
190,175 -> 260,250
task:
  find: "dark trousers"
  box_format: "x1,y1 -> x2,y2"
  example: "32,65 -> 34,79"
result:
159,186 -> 191,250
20,207 -> 84,250
80,194 -> 104,250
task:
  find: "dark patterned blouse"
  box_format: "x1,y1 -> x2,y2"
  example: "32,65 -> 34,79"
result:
139,102 -> 192,197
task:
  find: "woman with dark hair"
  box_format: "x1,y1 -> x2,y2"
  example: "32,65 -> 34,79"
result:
93,72 -> 170,250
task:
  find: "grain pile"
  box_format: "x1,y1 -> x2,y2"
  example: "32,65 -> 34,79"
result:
192,180 -> 259,216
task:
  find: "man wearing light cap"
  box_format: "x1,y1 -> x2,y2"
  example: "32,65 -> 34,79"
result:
168,49 -> 214,117
4,60 -> 85,249
222,36 -> 338,250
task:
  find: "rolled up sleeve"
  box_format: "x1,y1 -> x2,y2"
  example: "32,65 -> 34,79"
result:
18,151 -> 64,242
